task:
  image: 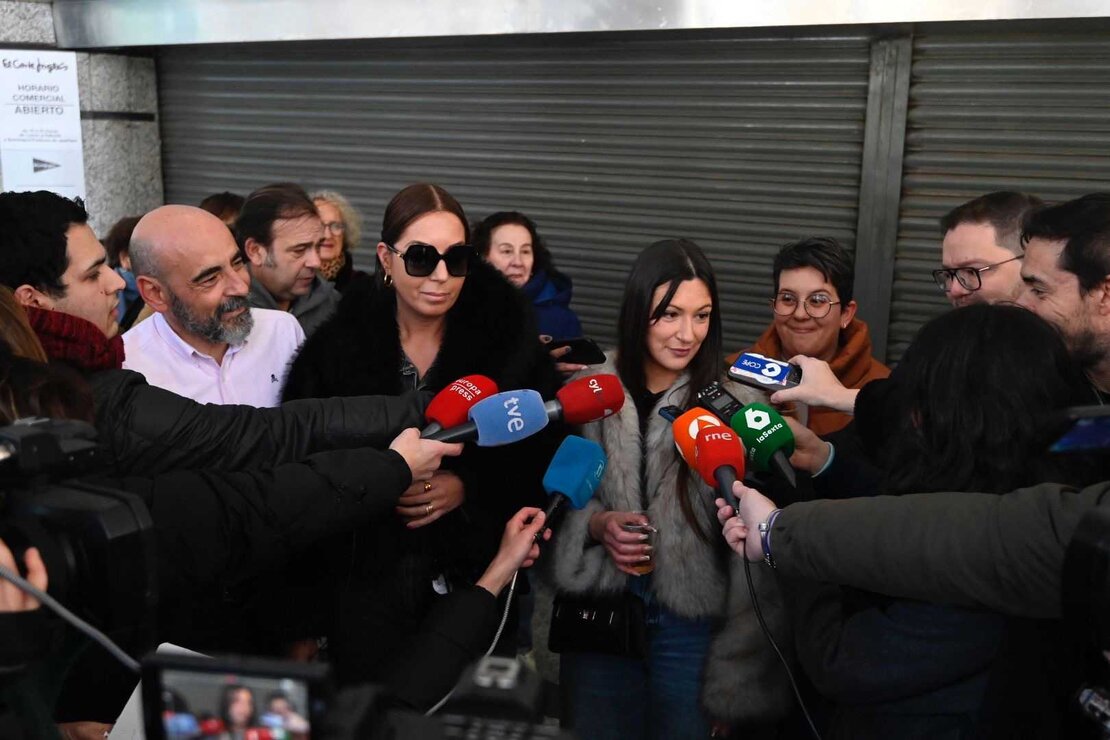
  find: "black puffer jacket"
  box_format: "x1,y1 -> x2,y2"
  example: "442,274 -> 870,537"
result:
87,368 -> 428,475
283,261 -> 562,684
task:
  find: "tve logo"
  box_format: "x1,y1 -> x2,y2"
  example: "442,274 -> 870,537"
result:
504,395 -> 527,432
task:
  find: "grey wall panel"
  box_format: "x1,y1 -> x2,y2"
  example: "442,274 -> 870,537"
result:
890,29 -> 1110,361
159,32 -> 870,350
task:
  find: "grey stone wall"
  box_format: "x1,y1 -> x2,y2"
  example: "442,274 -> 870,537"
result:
0,0 -> 163,236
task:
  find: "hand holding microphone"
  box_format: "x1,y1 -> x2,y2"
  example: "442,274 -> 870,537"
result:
714,484 -> 778,562
389,428 -> 464,482
769,355 -> 858,413
477,507 -> 551,597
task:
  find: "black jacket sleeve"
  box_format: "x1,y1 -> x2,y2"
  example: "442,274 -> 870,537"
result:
89,369 -> 428,475
773,481 -> 1110,619
383,585 -> 501,712
123,447 -> 412,596
788,578 -> 1006,704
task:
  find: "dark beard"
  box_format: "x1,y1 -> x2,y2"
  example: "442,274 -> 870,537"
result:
1068,326 -> 1109,372
168,292 -> 254,346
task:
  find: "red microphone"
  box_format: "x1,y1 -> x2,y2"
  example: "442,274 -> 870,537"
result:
670,406 -> 724,467
545,374 -> 625,424
198,717 -> 227,736
694,425 -> 746,510
420,375 -> 498,437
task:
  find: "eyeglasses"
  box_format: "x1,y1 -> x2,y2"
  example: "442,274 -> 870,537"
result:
385,242 -> 474,278
771,292 -> 840,319
323,221 -> 346,235
931,255 -> 1023,293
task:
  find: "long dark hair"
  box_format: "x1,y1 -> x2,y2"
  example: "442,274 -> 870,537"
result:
616,239 -> 723,542
616,239 -> 722,407
880,304 -> 1095,495
219,684 -> 257,731
472,211 -> 566,283
376,183 -> 469,286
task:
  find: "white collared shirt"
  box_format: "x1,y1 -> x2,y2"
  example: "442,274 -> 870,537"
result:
122,308 -> 306,408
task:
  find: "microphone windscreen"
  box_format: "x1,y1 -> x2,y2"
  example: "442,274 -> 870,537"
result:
556,374 -> 625,424
425,375 -> 498,427
671,406 -> 724,465
729,403 -> 796,471
693,425 -> 746,487
542,435 -> 607,509
468,389 -> 549,446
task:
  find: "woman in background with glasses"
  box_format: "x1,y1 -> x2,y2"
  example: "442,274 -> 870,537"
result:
282,183 -> 561,686
311,190 -> 369,293
729,237 -> 889,435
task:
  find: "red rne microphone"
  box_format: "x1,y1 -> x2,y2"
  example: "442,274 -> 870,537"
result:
670,406 -> 724,467
694,425 -> 746,510
421,375 -> 498,437
545,374 -> 625,425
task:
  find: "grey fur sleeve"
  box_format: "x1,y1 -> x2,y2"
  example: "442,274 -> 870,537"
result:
550,499 -> 628,595
700,557 -> 793,723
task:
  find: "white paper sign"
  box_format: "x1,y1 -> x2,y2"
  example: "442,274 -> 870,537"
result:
0,49 -> 85,200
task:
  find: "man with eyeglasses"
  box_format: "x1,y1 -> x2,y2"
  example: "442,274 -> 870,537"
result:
123,204 -> 305,408
729,237 -> 889,435
238,183 -> 340,338
934,191 -> 1044,307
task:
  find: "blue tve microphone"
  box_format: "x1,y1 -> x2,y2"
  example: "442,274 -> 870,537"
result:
540,435 -> 607,531
425,389 -> 550,445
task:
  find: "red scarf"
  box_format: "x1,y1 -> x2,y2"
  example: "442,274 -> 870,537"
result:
25,306 -> 125,372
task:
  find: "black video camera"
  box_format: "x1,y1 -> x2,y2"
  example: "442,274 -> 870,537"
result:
0,417 -> 156,650
143,652 -> 575,739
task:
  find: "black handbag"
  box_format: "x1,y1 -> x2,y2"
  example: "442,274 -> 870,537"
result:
548,591 -> 647,659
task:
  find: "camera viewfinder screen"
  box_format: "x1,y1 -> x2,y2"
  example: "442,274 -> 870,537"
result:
160,668 -> 311,739
1051,415 -> 1110,453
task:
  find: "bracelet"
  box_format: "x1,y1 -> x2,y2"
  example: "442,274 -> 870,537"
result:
757,509 -> 783,569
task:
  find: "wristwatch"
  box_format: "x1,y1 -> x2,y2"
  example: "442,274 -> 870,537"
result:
757,509 -> 782,569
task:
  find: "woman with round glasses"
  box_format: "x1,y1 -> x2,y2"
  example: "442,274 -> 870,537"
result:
311,190 -> 368,293
733,237 -> 889,435
282,183 -> 561,686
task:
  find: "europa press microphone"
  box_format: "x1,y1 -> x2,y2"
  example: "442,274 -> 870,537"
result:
693,425 -> 746,510
539,435 -> 607,535
421,375 -> 498,437
422,390 -> 549,445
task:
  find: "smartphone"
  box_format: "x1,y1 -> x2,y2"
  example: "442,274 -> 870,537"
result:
728,352 -> 802,391
1050,405 -> 1110,453
142,653 -> 331,740
552,337 -> 607,366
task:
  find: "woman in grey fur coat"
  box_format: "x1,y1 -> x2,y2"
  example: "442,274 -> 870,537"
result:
551,239 -> 791,739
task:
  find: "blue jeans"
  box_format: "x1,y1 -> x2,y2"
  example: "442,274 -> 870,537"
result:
559,577 -> 714,740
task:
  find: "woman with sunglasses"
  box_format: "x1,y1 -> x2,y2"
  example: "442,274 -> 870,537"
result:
550,239 -> 791,739
282,183 -> 562,686
730,237 -> 889,436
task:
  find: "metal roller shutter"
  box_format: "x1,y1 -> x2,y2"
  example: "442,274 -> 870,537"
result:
890,29 -> 1110,361
159,31 -> 871,350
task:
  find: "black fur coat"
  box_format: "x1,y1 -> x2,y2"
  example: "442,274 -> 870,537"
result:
282,261 -> 563,684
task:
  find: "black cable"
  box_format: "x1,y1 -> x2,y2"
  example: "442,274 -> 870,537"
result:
0,563 -> 140,674
743,555 -> 822,740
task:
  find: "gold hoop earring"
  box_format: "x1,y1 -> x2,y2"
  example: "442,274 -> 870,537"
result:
383,272 -> 393,287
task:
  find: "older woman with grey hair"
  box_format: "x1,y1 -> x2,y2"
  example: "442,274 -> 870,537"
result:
312,189 -> 368,292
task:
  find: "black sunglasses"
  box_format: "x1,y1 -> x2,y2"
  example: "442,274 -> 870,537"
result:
385,242 -> 474,278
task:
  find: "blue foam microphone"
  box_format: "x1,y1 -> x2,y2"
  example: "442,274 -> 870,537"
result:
425,389 -> 549,445
539,435 -> 607,537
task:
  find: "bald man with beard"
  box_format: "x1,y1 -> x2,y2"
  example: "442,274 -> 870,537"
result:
123,205 -> 305,407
